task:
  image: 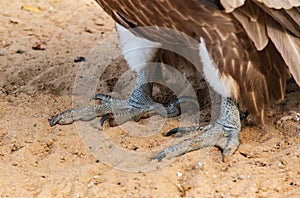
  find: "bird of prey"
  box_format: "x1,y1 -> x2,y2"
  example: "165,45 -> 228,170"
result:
50,0 -> 300,161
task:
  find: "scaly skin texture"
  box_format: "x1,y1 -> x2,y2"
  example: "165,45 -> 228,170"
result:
51,93 -> 241,161
154,97 -> 241,161
50,64 -> 197,128
49,93 -> 197,128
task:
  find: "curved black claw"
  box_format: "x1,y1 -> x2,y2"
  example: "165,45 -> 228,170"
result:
99,113 -> 119,129
49,110 -> 75,127
94,93 -> 106,100
240,110 -> 249,120
164,126 -> 203,137
99,113 -> 113,126
49,112 -> 65,127
164,128 -> 180,136
94,93 -> 112,102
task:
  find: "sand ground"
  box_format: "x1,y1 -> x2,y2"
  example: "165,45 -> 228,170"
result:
0,0 -> 299,197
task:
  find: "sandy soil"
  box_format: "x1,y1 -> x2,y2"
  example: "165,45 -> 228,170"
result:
0,0 -> 299,197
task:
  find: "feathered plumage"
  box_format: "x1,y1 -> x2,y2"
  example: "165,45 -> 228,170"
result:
95,0 -> 300,122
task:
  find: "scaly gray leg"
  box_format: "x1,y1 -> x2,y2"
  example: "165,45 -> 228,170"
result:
49,66 -> 195,127
154,97 -> 241,161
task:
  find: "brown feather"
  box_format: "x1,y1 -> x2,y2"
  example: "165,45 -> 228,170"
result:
219,0 -> 300,11
253,2 -> 300,37
285,7 -> 300,25
254,0 -> 300,9
95,0 -> 297,122
222,0 -> 300,86
220,0 -> 245,12
266,15 -> 300,85
231,1 -> 268,50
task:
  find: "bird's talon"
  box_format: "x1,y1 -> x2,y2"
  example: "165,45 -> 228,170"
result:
49,114 -> 61,127
99,113 -> 112,126
164,126 -> 202,137
94,93 -> 109,101
153,151 -> 167,162
164,128 -> 179,137
99,113 -> 118,128
49,110 -> 74,127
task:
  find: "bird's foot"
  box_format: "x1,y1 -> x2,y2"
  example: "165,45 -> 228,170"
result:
154,97 -> 241,162
50,94 -> 196,128
154,122 -> 240,162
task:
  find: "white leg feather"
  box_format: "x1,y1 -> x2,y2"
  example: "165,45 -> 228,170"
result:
199,38 -> 239,99
116,23 -> 161,72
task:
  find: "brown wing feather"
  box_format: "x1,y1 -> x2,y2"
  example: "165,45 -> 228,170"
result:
224,0 -> 300,86
231,1 -> 268,50
221,0 -> 300,11
220,0 -> 245,12
95,0 -> 295,122
253,2 -> 300,37
255,0 -> 300,9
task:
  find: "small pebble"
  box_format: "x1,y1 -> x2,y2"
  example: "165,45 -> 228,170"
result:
74,56 -> 86,63
176,171 -> 183,177
32,42 -> 45,50
87,181 -> 94,187
197,162 -> 203,168
16,49 -> 25,54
